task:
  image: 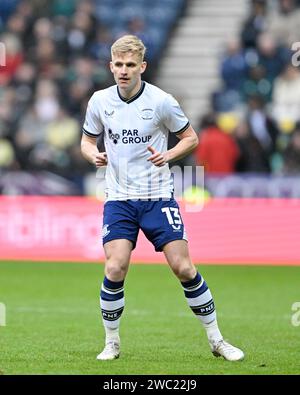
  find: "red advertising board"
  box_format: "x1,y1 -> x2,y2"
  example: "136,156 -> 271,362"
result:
0,196 -> 299,265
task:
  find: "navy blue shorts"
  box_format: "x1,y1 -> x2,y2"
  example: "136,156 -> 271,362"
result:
102,199 -> 187,252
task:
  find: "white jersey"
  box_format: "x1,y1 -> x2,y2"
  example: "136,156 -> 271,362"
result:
83,81 -> 189,200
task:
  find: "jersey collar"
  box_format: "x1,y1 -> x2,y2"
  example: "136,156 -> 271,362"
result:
117,81 -> 146,104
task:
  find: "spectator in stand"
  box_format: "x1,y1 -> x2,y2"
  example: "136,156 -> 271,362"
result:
272,64 -> 300,124
214,37 -> 248,112
14,78 -> 60,168
282,126 -> 300,174
0,86 -> 18,133
0,32 -> 23,86
266,0 -> 300,47
51,0 -> 77,17
6,10 -> 28,39
0,138 -> 18,170
28,18 -> 67,81
44,107 -> 83,176
194,113 -> 240,174
66,8 -> 96,56
126,17 -> 156,62
0,0 -> 20,27
221,37 -> 248,93
240,0 -> 268,49
21,0 -> 50,18
256,32 -> 289,84
242,64 -> 272,102
89,26 -> 113,63
15,0 -> 35,31
246,94 -> 279,155
0,0 -> 184,180
234,120 -> 271,173
14,105 -> 48,169
0,86 -> 20,167
64,56 -> 112,120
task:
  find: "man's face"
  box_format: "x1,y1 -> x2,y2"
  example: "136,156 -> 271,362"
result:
110,52 -> 146,94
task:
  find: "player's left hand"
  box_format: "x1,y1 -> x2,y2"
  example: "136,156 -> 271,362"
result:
147,146 -> 168,167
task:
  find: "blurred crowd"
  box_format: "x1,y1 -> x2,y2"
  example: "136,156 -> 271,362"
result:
195,0 -> 300,175
0,0 -> 185,187
1,0 -> 300,192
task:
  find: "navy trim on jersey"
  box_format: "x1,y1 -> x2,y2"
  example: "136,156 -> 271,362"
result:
174,121 -> 190,135
82,127 -> 99,138
117,81 -> 146,104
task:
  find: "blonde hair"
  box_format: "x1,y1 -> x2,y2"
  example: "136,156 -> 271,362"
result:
111,35 -> 146,62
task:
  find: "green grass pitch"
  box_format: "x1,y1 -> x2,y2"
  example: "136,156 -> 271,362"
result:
0,261 -> 299,375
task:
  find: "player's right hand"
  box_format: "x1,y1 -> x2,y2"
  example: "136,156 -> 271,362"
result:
147,146 -> 168,167
95,152 -> 108,167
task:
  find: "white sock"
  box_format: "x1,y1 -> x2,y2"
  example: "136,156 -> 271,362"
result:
100,277 -> 124,345
105,327 -> 120,345
203,319 -> 223,344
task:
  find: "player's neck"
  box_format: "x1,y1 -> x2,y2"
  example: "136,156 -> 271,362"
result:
118,80 -> 143,101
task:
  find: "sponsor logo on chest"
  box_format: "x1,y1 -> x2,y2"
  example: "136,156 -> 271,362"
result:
107,128 -> 152,145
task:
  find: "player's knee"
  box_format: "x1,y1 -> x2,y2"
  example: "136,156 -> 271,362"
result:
172,261 -> 196,282
105,260 -> 128,281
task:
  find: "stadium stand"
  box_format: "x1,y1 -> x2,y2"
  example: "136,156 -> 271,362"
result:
156,0 -> 248,127
0,0 -> 187,194
158,0 -> 300,181
1,0 -> 300,197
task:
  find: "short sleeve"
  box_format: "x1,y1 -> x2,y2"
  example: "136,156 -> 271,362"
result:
161,94 -> 190,135
82,94 -> 104,137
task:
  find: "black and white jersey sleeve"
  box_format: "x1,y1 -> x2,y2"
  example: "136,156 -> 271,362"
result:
161,94 -> 190,135
82,93 -> 104,138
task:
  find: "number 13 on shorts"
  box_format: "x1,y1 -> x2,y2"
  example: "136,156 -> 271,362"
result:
161,207 -> 182,231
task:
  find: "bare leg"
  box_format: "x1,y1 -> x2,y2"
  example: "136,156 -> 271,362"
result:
104,239 -> 133,281
163,239 -> 196,281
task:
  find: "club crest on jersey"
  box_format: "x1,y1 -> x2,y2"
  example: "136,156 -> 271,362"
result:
105,110 -> 114,117
141,108 -> 154,120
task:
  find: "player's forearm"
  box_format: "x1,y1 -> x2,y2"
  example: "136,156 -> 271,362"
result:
81,139 -> 99,164
166,135 -> 198,163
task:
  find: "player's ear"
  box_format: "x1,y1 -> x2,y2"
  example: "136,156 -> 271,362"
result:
140,61 -> 147,74
109,61 -> 114,73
